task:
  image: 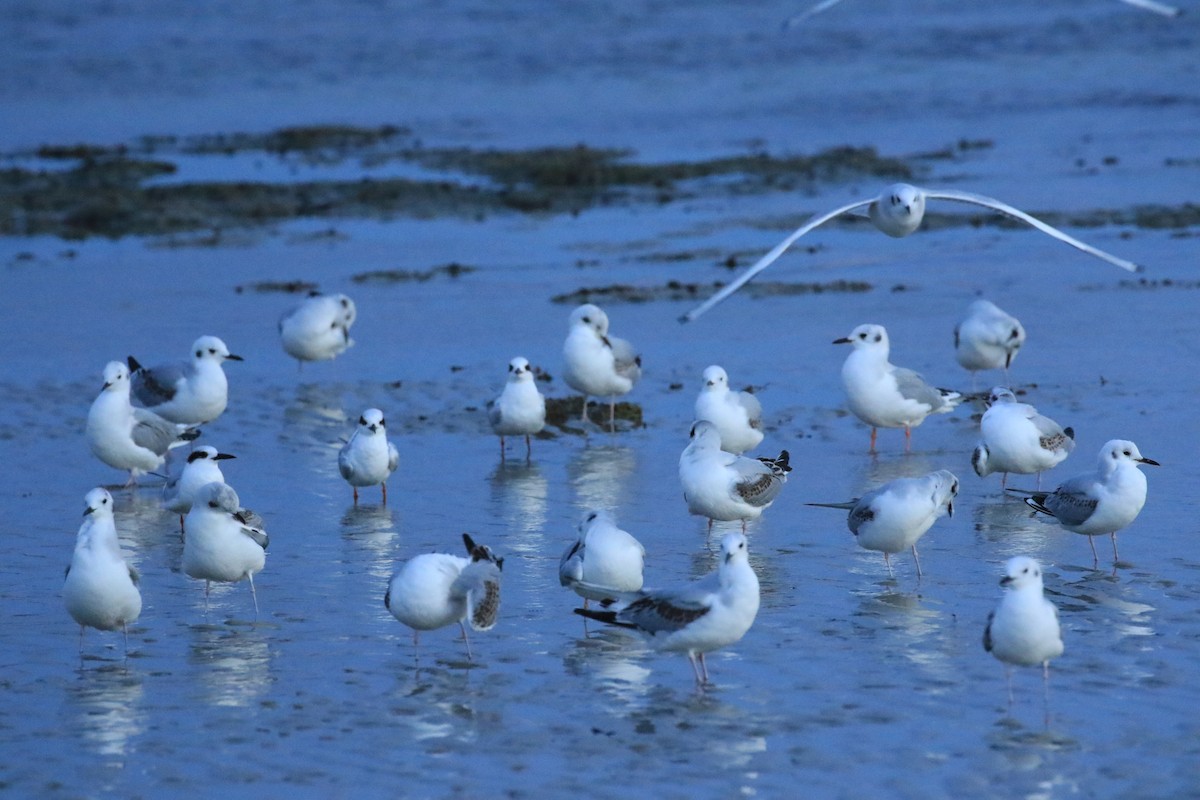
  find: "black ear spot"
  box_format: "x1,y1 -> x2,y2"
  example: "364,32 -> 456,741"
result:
873,334 -> 881,342
195,350 -> 203,357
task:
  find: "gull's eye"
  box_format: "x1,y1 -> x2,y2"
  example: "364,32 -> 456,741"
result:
102,497 -> 109,505
1123,449 -> 1131,457
209,348 -> 217,355
582,316 -> 591,324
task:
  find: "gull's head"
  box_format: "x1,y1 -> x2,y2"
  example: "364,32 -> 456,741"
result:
507,356 -> 534,383
101,360 -> 129,392
187,446 -> 236,465
687,419 -> 722,449
986,387 -> 1017,407
579,508 -> 614,533
192,335 -> 243,364
463,533 -> 503,570
570,304 -> 609,336
1101,439 -> 1159,470
931,470 -> 959,518
701,365 -> 728,391
199,481 -> 241,514
833,323 -> 889,353
358,408 -> 386,434
720,531 -> 750,565
1000,556 -> 1044,591
82,487 -> 113,518
334,294 -> 357,328
886,183 -> 923,218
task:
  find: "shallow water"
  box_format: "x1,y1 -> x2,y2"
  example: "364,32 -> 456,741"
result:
2,1 -> 1200,798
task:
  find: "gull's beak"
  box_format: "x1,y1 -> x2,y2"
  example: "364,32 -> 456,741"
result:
832,337 -> 852,345
999,575 -> 1013,586
214,453 -> 237,461
226,354 -> 244,362
1138,457 -> 1161,466
83,506 -> 95,517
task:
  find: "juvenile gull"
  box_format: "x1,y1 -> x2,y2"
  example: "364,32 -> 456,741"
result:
575,531 -> 760,686
983,556 -> 1064,711
278,292 -> 357,366
1011,439 -> 1158,566
682,182 -> 1139,322
694,365 -> 764,455
338,408 -> 400,504
559,509 -> 646,609
384,533 -> 503,660
954,300 -> 1026,386
972,388 -> 1074,488
127,335 -> 243,425
562,303 -> 642,431
162,446 -> 237,530
835,324 -> 961,452
63,488 -> 142,656
807,470 -> 958,577
86,361 -> 200,486
487,357 -> 546,461
679,420 -> 790,531
183,481 -> 269,616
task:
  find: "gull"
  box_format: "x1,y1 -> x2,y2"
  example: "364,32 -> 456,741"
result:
954,300 -> 1026,386
162,446 -> 237,531
1012,439 -> 1158,566
338,408 -> 400,504
681,183 -> 1140,322
1118,0 -> 1182,15
575,531 -> 760,686
807,470 -> 958,577
679,420 -> 791,531
562,303 -> 642,431
834,324 -> 962,452
694,365 -> 764,455
487,357 -> 546,461
86,360 -> 200,486
183,481 -> 269,616
127,335 -> 243,425
983,556 -> 1064,714
384,533 -> 503,660
784,0 -> 1180,26
63,488 -> 142,656
972,388 -> 1074,488
278,291 -> 357,366
559,509 -> 646,609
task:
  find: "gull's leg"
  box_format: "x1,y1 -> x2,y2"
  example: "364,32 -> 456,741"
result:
609,399 -> 616,433
911,545 -> 923,578
580,396 -> 590,423
1110,532 -> 1120,563
1042,661 -> 1052,728
459,622 -> 473,662
525,434 -> 532,461
869,427 -> 877,453
499,435 -> 506,462
247,572 -> 260,618
1088,536 -> 1100,567
688,653 -> 704,685
883,552 -> 894,576
1006,665 -> 1014,708
353,487 -> 359,505
382,482 -> 388,506
699,652 -> 710,684
904,426 -> 912,453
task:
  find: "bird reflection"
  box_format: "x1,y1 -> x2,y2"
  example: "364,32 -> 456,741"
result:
562,631 -> 652,710
341,504 -> 400,581
567,444 -> 636,511
488,460 -> 548,554
68,665 -> 145,759
188,626 -> 273,707
972,498 -> 1053,559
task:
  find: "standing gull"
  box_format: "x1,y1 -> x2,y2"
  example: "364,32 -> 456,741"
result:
338,408 -> 400,504
972,388 -> 1074,488
162,446 -> 237,531
278,291 -> 357,366
575,531 -> 760,686
488,356 -> 546,461
559,509 -> 646,609
86,360 -> 200,486
694,365 -> 764,455
679,420 -> 790,531
183,481 -> 269,616
983,556 -> 1064,713
954,300 -> 1026,386
63,488 -> 142,656
562,303 -> 642,431
127,335 -> 243,425
1012,439 -> 1158,566
807,470 -> 958,577
384,533 -> 503,660
835,324 -> 961,452
681,182 -> 1139,322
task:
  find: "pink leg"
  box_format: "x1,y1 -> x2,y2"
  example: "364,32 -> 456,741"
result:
381,482 -> 388,505
869,427 -> 877,453
904,426 -> 912,453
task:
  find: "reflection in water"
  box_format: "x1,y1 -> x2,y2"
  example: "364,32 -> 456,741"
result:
851,589 -> 955,686
972,497 -> 1054,559
567,444 -> 635,512
68,665 -> 145,760
857,453 -> 939,491
1057,571 -> 1156,640
562,633 -> 652,710
188,625 -> 273,707
389,669 -> 479,744
282,382 -> 350,476
488,460 -> 548,554
341,503 -> 399,582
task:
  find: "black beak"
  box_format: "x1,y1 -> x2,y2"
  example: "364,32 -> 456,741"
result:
832,337 -> 852,344
226,354 -> 244,362
1139,457 -> 1161,466
999,575 -> 1013,586
214,453 -> 237,461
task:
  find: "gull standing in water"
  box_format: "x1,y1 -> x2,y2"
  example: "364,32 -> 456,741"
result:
954,300 -> 1026,387
562,303 -> 642,431
983,556 -> 1064,716
807,470 -> 958,577
679,420 -> 790,531
278,292 -> 357,366
86,361 -> 200,486
384,534 -> 503,660
63,488 -> 142,656
559,509 -> 646,609
162,446 -> 237,531
338,408 -> 400,504
488,357 -> 546,461
694,365 -> 764,455
972,388 -> 1074,488
575,532 -> 760,687
834,324 -> 961,452
1011,439 -> 1158,566
127,335 -> 243,425
681,183 -> 1139,322
183,481 -> 268,616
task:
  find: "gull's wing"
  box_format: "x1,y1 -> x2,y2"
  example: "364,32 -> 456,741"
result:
616,587 -> 713,634
782,0 -> 848,27
558,538 -> 584,587
982,610 -> 995,652
681,198 -> 873,322
734,453 -> 787,507
130,359 -> 186,406
130,408 -> 187,455
486,398 -> 502,428
453,560 -> 502,631
1027,410 -> 1074,454
924,189 -> 1140,273
336,437 -> 357,481
892,367 -> 956,411
738,391 -> 763,430
236,513 -> 269,550
387,442 -> 400,473
607,335 -> 642,382
1118,0 -> 1181,16
1026,477 -> 1099,528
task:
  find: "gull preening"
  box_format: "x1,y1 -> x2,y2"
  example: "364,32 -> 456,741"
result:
681,183 -> 1139,322
127,335 -> 243,425
807,469 -> 958,577
834,324 -> 962,452
86,360 -> 200,486
954,300 -> 1026,385
983,556 -> 1064,713
338,408 -> 400,505
562,303 -> 642,431
63,488 -> 142,656
1012,439 -> 1158,566
559,509 -> 646,608
278,291 -> 357,366
183,481 -> 269,616
694,365 -> 764,455
679,420 -> 791,531
972,388 -> 1074,488
162,446 -> 237,530
384,533 -> 503,660
575,531 -> 760,686
488,357 -> 547,461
